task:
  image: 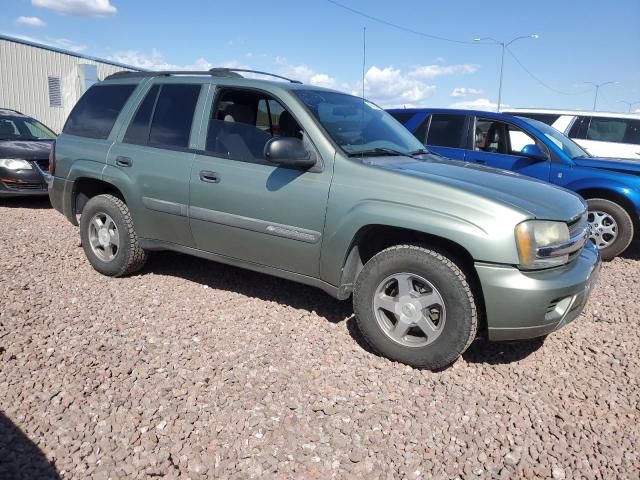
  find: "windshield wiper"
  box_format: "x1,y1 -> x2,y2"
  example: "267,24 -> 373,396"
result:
348,147 -> 424,159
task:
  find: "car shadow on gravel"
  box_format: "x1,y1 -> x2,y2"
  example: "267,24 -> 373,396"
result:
0,197 -> 51,209
463,337 -> 545,365
145,251 -> 354,324
0,413 -> 60,479
620,242 -> 640,261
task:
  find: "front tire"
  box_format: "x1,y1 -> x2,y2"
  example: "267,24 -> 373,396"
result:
80,194 -> 147,277
353,245 -> 478,370
586,198 -> 634,260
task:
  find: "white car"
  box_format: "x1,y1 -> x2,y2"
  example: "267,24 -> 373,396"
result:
503,109 -> 640,160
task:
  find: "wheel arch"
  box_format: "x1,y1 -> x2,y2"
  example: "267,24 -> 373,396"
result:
72,177 -> 127,225
577,187 -> 640,236
337,224 -> 487,335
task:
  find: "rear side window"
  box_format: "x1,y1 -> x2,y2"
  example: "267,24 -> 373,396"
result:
586,117 -> 640,145
426,114 -> 466,148
148,84 -> 201,148
123,85 -> 160,145
63,84 -> 136,139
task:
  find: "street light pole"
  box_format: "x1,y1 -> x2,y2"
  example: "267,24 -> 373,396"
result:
585,81 -> 616,111
619,100 -> 640,113
474,34 -> 538,112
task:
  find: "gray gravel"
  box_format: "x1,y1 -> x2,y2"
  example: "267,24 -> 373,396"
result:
1,197 -> 639,479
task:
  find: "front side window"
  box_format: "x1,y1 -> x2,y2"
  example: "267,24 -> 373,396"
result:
427,114 -> 466,148
475,118 -> 539,156
293,90 -> 425,156
148,84 -> 201,148
63,84 -> 136,139
206,89 -> 303,164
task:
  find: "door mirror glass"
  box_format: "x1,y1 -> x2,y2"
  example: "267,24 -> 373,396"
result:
521,143 -> 548,161
264,137 -> 315,169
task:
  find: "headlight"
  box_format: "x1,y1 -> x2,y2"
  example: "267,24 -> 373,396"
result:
0,158 -> 32,170
515,220 -> 570,270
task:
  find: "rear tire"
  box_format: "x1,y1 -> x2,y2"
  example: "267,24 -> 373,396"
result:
80,194 -> 147,277
586,198 -> 634,260
353,244 -> 478,370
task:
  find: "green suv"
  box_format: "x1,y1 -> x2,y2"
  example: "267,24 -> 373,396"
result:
49,68 -> 601,369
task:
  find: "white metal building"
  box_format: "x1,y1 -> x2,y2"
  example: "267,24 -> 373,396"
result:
0,34 -> 142,132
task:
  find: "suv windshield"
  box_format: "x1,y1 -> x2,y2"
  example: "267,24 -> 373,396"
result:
0,115 -> 56,141
522,117 -> 589,159
294,90 -> 426,156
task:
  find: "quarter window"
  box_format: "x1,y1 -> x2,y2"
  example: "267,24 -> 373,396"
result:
63,84 -> 136,139
568,116 -> 590,139
426,114 -> 466,148
148,84 -> 201,149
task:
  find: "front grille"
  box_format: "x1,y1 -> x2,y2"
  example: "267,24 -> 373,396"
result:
568,212 -> 588,238
33,159 -> 49,172
3,181 -> 46,191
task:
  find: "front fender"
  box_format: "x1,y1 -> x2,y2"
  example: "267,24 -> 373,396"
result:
320,199 -> 522,286
569,178 -> 640,217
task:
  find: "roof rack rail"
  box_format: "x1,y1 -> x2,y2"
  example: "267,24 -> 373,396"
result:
104,68 -> 302,84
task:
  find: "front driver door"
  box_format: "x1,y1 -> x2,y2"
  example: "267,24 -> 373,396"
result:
465,117 -> 551,181
188,87 -> 332,277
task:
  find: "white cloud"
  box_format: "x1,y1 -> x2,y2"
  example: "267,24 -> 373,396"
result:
451,87 -> 484,98
450,98 -> 503,112
32,0 -> 116,17
3,32 -> 86,51
635,108 -> 640,113
16,16 -> 46,27
107,49 -> 245,71
409,64 -> 479,80
357,65 -> 436,108
274,57 -> 338,88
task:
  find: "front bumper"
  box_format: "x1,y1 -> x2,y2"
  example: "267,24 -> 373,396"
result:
477,241 -> 601,341
0,164 -> 49,197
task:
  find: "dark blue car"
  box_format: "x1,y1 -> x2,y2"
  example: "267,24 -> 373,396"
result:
388,108 -> 640,259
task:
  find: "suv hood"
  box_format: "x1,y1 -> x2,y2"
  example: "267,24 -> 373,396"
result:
0,140 -> 53,160
573,156 -> 640,176
369,155 -> 586,221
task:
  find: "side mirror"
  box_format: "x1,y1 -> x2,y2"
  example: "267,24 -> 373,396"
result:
264,137 -> 316,169
521,144 -> 548,162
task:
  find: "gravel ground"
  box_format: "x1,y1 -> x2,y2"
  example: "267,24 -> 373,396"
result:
1,197 -> 639,480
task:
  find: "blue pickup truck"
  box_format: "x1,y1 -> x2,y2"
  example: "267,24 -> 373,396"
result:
388,108 -> 640,259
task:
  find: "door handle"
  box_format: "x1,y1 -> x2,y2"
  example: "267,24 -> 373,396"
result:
116,156 -> 133,167
199,170 -> 220,183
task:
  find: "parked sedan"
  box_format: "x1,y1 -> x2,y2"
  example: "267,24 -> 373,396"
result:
0,108 -> 55,197
388,108 -> 640,259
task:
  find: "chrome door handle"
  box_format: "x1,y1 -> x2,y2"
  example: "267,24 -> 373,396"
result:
199,170 -> 220,183
116,156 -> 133,167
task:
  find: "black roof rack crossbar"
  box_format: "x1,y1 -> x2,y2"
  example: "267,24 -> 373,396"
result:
104,68 -> 302,84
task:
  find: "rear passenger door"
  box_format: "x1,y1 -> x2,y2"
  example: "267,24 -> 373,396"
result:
105,80 -> 207,246
568,116 -> 640,160
465,117 -> 551,181
422,113 -> 469,160
188,86 -> 332,277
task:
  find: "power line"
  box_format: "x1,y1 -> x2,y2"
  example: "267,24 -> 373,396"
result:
326,0 -> 476,45
506,47 -> 590,96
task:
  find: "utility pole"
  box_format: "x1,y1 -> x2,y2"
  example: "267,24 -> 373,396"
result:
585,81 -> 617,111
619,100 -> 640,113
474,34 -> 538,112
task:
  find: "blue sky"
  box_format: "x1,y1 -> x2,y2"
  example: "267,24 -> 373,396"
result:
3,0 -> 640,112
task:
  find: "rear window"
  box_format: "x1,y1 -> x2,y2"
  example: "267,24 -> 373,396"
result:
148,84 -> 201,148
426,114 -> 466,148
63,84 -> 136,139
123,84 -> 160,145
